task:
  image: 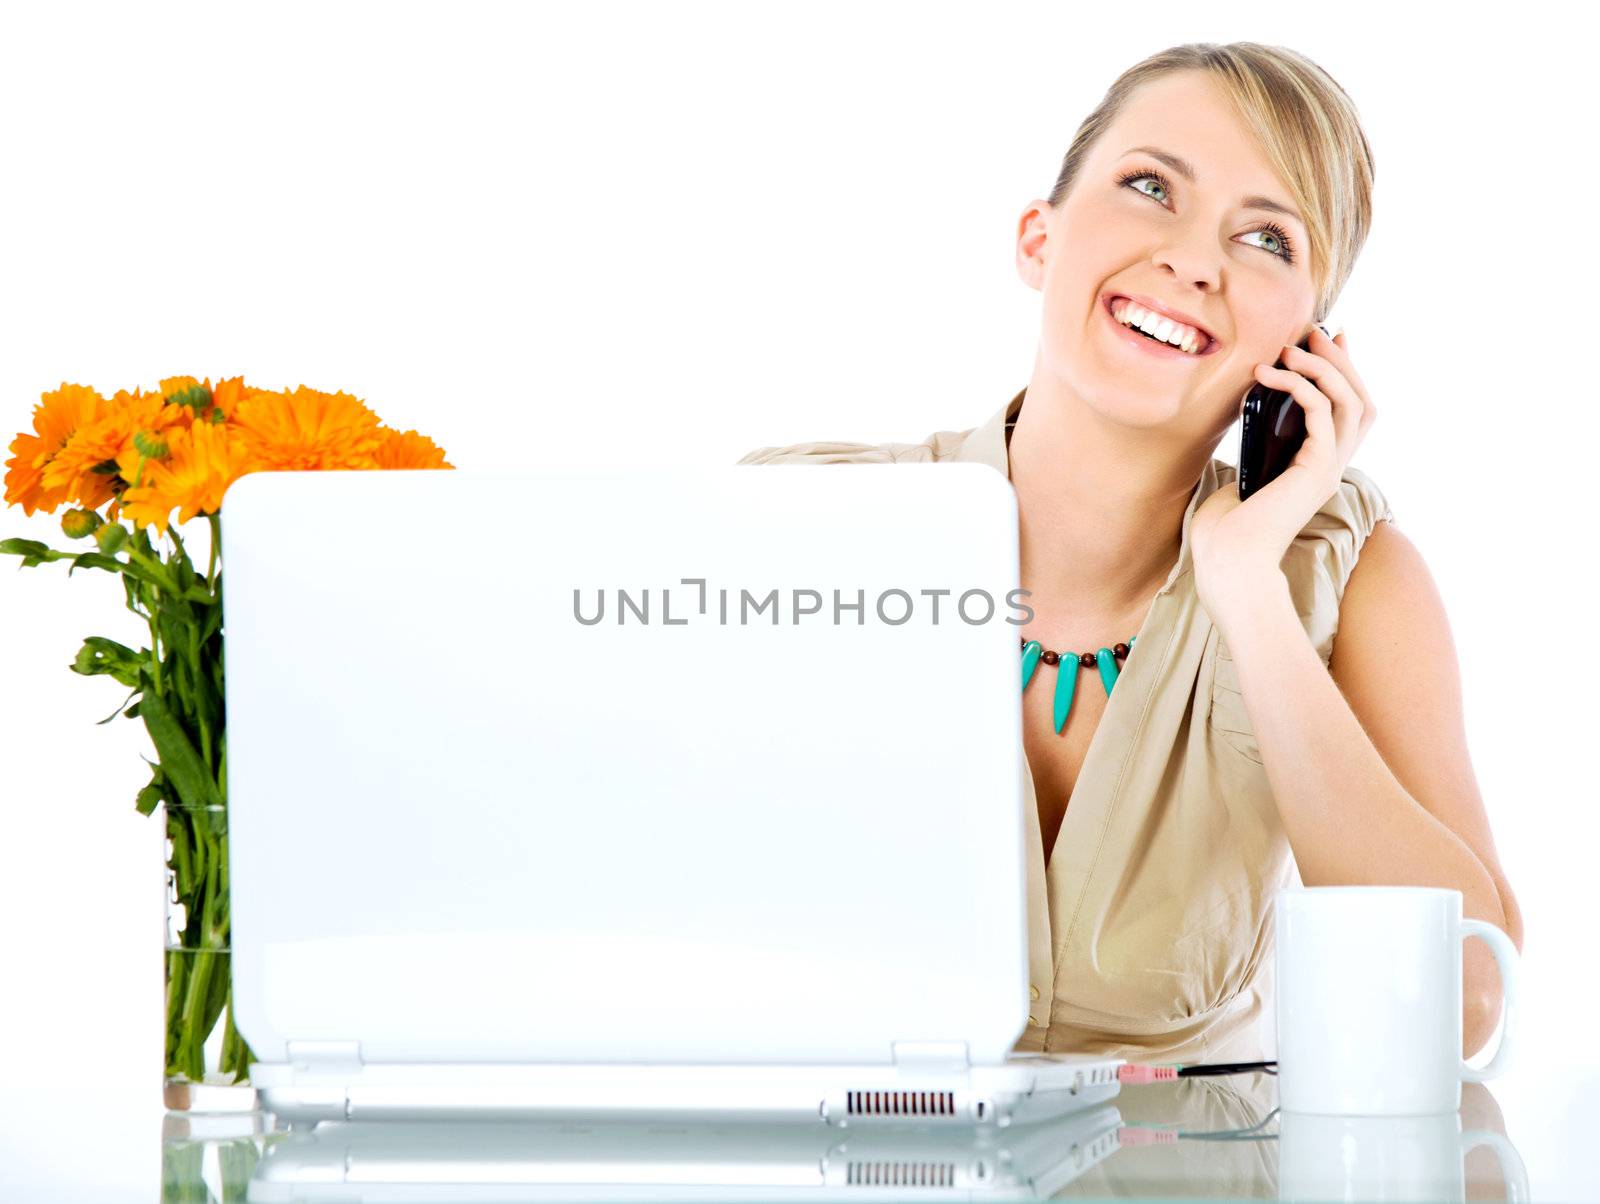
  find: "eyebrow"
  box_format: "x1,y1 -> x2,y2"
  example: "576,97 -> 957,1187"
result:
1121,145 -> 1304,226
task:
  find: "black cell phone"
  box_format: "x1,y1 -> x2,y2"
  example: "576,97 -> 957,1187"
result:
1237,325 -> 1327,500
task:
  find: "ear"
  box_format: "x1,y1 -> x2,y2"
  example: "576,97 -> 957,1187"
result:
1014,202 -> 1051,292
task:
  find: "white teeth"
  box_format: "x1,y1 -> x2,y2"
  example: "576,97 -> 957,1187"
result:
1111,299 -> 1207,354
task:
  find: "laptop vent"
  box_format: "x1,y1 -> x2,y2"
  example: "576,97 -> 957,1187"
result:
846,1090 -> 956,1117
846,1161 -> 956,1187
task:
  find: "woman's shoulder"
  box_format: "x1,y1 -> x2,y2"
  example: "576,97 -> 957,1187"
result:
735,439 -> 911,466
1290,463 -> 1395,590
1213,459 -> 1395,665
1211,460 -> 1392,536
735,421 -> 982,467
1305,463 -> 1394,546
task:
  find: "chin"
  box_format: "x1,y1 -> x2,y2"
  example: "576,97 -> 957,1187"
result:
1081,384 -> 1187,428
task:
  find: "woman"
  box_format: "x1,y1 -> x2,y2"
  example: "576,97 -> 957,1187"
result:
738,43 -> 1523,1065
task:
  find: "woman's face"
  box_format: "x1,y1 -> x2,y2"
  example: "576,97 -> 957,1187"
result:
1017,70 -> 1319,436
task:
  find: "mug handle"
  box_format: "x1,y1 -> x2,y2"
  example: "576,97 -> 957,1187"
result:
1459,919 -> 1520,1082
1460,1130 -> 1530,1203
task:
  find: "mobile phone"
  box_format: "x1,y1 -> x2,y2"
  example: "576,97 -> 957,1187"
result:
1236,324 -> 1329,500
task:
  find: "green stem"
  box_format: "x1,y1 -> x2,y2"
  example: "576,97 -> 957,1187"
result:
178,948 -> 216,1082
193,617 -> 212,771
201,820 -> 222,944
206,512 -> 220,592
146,508 -> 240,1089
145,615 -> 162,696
132,551 -> 166,698
220,1000 -> 243,1080
163,946 -> 191,1075
200,947 -> 231,1060
125,545 -> 174,593
170,822 -> 193,906
166,808 -> 235,1084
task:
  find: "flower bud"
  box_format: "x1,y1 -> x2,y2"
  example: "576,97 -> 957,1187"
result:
170,384 -> 212,414
61,508 -> 103,540
94,521 -> 129,554
133,430 -> 170,460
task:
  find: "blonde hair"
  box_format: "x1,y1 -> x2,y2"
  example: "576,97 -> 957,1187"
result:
1047,42 -> 1375,325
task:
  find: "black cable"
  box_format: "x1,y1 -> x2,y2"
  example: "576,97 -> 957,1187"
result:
1176,1060 -> 1277,1077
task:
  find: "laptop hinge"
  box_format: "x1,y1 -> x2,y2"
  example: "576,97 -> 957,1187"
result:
286,1039 -> 364,1073
891,1040 -> 970,1072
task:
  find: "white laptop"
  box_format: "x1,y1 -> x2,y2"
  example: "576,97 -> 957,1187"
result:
219,462 -> 1124,1128
246,1105 -> 1126,1202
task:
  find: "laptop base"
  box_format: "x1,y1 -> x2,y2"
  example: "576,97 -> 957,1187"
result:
253,1053 -> 1124,1129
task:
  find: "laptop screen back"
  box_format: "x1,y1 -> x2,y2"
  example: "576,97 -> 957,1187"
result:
222,463 -> 1028,1066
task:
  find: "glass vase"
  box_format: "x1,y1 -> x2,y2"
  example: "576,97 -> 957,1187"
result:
163,801 -> 258,1112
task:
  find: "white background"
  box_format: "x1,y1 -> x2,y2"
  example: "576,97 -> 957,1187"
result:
1,1 -> 1595,1198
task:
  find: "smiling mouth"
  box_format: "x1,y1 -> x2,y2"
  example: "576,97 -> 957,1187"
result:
1127,320 -> 1182,348
1101,294 -> 1221,356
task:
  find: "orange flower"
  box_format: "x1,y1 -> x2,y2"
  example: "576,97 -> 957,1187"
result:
115,420 -> 257,537
371,428 -> 454,470
41,388 -> 192,512
3,384 -> 108,515
209,376 -> 271,422
7,377 -> 454,525
229,385 -> 387,471
155,376 -> 206,402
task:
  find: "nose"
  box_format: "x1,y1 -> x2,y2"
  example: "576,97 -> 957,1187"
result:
1150,236 -> 1221,295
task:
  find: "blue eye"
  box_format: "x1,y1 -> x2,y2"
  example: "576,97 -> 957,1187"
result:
1114,167 -> 1297,265
1118,168 -> 1173,204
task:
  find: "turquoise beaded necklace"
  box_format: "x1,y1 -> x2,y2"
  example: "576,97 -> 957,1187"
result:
1003,414 -> 1141,734
1021,635 -> 1137,734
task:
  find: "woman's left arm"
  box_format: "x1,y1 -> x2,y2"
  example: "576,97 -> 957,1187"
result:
1188,327 -> 1523,1060
1210,536 -> 1523,1060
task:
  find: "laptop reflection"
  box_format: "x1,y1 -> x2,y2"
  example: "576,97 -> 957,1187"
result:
248,1104 -> 1124,1202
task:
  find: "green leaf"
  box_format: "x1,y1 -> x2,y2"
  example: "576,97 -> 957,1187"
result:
135,782 -> 164,816
71,636 -> 145,687
192,659 -> 219,731
67,551 -> 125,577
136,671 -> 222,809
0,537 -> 68,567
154,607 -> 203,723
170,654 -> 198,730
125,698 -> 143,719
111,557 -> 168,593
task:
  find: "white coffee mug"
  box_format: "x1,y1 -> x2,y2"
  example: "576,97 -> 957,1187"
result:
1275,886 -> 1520,1115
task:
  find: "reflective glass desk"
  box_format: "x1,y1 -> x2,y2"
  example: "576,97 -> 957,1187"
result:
144,1071 -> 1552,1202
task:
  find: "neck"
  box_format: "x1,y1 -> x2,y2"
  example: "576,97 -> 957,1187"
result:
1007,359 -> 1225,637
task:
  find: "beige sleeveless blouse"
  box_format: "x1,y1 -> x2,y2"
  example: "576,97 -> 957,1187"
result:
737,387 -> 1394,1064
